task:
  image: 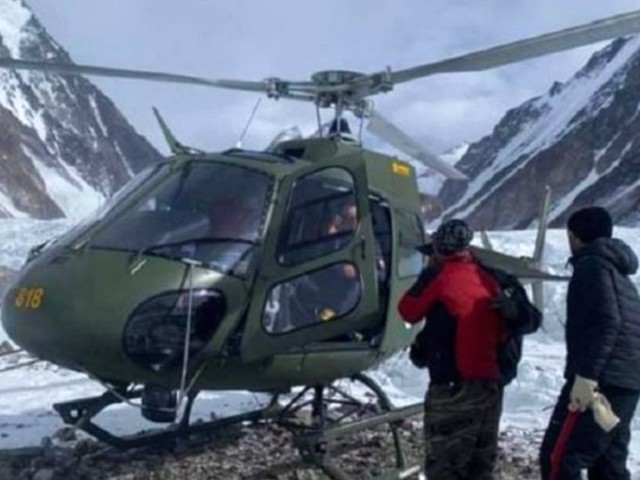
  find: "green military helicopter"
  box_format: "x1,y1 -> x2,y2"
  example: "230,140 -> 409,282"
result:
0,8 -> 639,479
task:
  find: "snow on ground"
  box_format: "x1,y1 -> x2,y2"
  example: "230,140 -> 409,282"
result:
0,219 -> 640,474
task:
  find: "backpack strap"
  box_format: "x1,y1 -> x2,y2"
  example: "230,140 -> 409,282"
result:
480,264 -> 542,335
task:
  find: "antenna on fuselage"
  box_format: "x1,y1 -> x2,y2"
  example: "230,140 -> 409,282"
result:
235,97 -> 262,149
152,107 -> 191,155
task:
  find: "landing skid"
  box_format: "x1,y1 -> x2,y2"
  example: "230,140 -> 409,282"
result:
53,388 -> 280,450
53,374 -> 424,479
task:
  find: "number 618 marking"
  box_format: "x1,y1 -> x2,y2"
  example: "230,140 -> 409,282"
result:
15,287 -> 44,309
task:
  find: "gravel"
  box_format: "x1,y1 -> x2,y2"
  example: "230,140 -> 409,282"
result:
0,420 -> 540,479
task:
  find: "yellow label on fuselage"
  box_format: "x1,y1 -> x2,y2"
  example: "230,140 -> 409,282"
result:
391,161 -> 411,177
15,287 -> 44,309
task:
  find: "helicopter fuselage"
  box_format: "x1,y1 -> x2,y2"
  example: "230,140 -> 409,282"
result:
1,138 -> 424,392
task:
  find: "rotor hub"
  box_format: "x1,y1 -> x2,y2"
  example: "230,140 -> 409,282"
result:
310,70 -> 371,110
311,70 -> 367,86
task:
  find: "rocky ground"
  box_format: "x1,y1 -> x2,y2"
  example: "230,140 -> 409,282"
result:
0,420 -> 540,480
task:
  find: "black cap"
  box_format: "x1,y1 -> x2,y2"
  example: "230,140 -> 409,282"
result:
416,219 -> 473,256
567,206 -> 612,244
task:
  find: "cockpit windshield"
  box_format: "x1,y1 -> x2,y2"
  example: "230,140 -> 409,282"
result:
91,162 -> 273,277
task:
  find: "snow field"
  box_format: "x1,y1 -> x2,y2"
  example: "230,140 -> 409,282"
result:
0,220 -> 638,474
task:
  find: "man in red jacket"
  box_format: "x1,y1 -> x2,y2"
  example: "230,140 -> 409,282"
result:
398,219 -> 506,480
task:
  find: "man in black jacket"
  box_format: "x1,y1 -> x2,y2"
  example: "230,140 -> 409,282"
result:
540,207 -> 640,480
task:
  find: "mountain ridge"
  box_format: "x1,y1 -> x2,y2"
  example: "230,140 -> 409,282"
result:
437,36 -> 640,228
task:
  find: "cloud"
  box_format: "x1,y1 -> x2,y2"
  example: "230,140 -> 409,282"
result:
26,0 -> 640,155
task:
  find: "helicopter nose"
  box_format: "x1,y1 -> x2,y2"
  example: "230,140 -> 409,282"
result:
1,247 -> 236,380
1,266 -> 98,369
1,282 -> 70,365
0,248 -> 193,371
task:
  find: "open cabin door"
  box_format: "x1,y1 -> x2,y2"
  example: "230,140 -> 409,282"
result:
241,156 -> 379,361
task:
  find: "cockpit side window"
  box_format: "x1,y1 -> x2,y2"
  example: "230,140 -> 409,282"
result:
277,167 -> 357,265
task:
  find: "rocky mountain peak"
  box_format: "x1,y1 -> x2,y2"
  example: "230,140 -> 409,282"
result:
0,0 -> 162,220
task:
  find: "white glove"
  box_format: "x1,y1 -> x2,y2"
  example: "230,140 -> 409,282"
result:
569,375 -> 598,412
592,393 -> 620,433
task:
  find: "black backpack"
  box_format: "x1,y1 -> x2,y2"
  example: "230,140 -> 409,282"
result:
482,265 -> 542,385
408,266 -> 542,386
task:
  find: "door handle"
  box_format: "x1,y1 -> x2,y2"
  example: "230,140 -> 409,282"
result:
359,236 -> 367,260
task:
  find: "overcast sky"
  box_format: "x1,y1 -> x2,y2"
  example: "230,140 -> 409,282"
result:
26,1 -> 640,157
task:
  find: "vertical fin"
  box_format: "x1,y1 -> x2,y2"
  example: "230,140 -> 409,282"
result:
480,230 -> 494,251
532,280 -> 545,312
531,186 -> 552,311
533,186 -> 552,264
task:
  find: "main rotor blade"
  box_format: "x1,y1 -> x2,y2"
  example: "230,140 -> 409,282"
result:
0,58 -> 269,91
0,57 -> 321,96
366,109 -> 468,180
390,9 -> 640,84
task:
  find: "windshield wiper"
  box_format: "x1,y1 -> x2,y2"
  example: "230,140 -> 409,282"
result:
128,244 -> 196,275
128,237 -> 256,275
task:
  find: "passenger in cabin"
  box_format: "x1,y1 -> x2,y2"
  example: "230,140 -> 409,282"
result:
262,196 -> 387,336
326,200 -> 387,283
316,201 -> 361,322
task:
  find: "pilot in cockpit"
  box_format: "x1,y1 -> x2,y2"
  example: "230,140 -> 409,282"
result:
192,198 -> 262,275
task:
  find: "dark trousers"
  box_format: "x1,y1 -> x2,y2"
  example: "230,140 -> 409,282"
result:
540,382 -> 640,480
423,380 -> 503,480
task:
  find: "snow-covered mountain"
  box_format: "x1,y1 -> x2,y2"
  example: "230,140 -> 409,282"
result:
438,36 -> 640,229
0,0 -> 161,220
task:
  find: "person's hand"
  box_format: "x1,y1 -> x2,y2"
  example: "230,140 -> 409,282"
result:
342,264 -> 357,278
492,291 -> 519,321
569,375 -> 598,412
592,393 -> 620,432
317,308 -> 337,322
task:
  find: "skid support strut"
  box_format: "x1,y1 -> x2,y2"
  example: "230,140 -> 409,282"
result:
280,373 -> 423,479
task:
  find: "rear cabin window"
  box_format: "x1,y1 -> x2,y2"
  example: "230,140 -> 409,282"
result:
397,211 -> 424,278
262,262 -> 362,334
277,168 -> 357,265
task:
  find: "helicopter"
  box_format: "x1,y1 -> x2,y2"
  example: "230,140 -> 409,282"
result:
0,8 -> 639,480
